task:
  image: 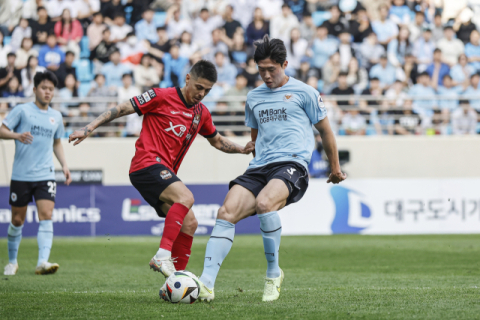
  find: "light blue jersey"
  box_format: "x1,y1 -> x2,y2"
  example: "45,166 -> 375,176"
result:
245,77 -> 327,170
2,103 -> 64,181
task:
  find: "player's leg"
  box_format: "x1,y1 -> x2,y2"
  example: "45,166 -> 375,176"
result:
35,199 -> 59,275
4,206 -> 27,275
198,185 -> 257,301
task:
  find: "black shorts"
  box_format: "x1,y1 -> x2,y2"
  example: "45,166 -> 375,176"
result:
9,180 -> 57,207
129,164 -> 181,218
229,161 -> 309,207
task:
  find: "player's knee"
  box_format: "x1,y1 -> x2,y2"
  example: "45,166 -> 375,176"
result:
256,198 -> 274,214
217,205 -> 236,224
181,215 -> 198,235
178,192 -> 195,209
11,216 -> 24,227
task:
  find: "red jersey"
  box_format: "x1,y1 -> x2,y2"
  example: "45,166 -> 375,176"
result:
129,87 -> 217,174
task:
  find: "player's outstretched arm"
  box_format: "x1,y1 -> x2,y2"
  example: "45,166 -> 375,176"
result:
0,124 -> 33,144
206,132 -> 255,154
53,139 -> 72,185
314,118 -> 347,184
68,101 -> 135,146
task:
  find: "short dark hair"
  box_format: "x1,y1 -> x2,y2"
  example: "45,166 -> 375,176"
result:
34,71 -> 58,88
434,48 -> 442,54
94,74 -> 105,80
122,73 -> 132,79
338,71 -> 348,77
156,26 -> 167,32
253,35 -> 287,66
7,52 -> 16,58
93,11 -> 102,17
65,50 -> 75,57
114,13 -> 125,19
189,60 -> 217,83
443,74 -> 452,80
200,8 -> 209,13
37,6 -> 46,12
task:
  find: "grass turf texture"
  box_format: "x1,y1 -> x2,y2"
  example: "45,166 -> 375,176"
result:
1,235 -> 480,319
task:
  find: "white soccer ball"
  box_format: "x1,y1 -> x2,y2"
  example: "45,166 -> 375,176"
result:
161,271 -> 200,304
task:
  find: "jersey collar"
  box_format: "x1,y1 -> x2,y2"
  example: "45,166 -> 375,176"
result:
175,87 -> 195,109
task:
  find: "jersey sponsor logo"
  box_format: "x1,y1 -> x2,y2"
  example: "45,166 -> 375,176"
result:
11,192 -> 17,202
30,125 -> 53,138
287,168 -> 296,176
165,122 -> 187,137
258,108 -> 288,124
49,117 -> 55,125
171,111 -> 180,114
136,94 -> 146,105
186,133 -> 192,140
283,93 -> 294,102
142,92 -> 151,103
160,170 -> 172,180
183,112 -> 193,118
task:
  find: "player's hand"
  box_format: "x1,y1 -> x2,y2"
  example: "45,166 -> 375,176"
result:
69,127 -> 91,146
17,132 -> 33,144
327,171 -> 347,184
63,167 -> 72,186
242,141 -> 255,154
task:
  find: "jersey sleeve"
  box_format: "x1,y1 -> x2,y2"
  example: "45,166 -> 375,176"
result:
2,105 -> 23,131
129,88 -> 162,116
199,107 -> 218,138
54,115 -> 65,139
303,88 -> 327,125
244,101 -> 258,129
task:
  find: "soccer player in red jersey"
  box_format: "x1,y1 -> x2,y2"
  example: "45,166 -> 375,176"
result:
69,60 -> 254,277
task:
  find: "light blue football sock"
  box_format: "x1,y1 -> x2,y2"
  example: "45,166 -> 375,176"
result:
7,223 -> 23,264
199,219 -> 235,289
37,220 -> 53,267
259,211 -> 282,278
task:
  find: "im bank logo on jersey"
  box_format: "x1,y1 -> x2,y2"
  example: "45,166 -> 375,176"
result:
330,186 -> 372,234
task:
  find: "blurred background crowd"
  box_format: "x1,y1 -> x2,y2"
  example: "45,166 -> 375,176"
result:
1,0 -> 480,139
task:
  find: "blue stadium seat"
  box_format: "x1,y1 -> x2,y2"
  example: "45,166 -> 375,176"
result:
78,81 -> 92,97
154,12 -> 167,27
74,59 -> 93,82
125,6 -> 133,24
312,11 -> 331,27
3,36 -> 11,46
317,80 -> 324,92
80,36 -> 90,59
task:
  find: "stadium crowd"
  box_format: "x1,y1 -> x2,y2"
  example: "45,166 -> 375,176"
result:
1,0 -> 480,136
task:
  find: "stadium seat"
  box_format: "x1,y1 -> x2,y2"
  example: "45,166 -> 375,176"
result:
154,12 -> 167,27
80,36 -> 90,59
74,59 -> 93,82
3,36 -> 11,46
317,80 -> 324,92
78,81 -> 92,97
312,11 -> 331,27
125,6 -> 133,24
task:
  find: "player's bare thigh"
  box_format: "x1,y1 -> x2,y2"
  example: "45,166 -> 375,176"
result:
159,181 -> 195,209
11,206 -> 28,227
160,203 -> 198,236
255,179 -> 290,214
217,185 -> 257,224
37,199 -> 55,221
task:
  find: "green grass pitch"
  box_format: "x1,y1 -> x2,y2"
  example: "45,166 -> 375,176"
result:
1,235 -> 480,319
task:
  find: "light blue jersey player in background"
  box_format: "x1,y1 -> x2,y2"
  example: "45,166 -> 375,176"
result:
197,35 -> 347,302
0,71 -> 72,276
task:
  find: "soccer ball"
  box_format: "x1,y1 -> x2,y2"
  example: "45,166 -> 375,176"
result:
160,271 -> 200,304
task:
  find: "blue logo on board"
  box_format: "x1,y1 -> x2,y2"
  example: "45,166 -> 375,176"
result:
330,186 -> 372,234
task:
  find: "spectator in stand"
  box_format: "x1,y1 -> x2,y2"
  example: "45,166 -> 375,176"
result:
146,27 -> 173,64
387,26 -> 412,68
38,34 -> 65,71
435,74 -> 463,112
21,55 -> 45,97
286,28 -> 308,74
358,32 -> 385,69
338,29 -> 355,72
0,53 -> 22,94
246,8 -> 269,46
101,49 -> 131,89
394,99 -> 422,135
101,0 -> 124,25
176,31 -> 198,60
360,77 -> 383,109
54,9 -> 83,59
30,6 -> 54,50
192,8 -> 223,49
55,50 -> 76,89
431,14 -> 443,43
299,13 -> 316,44
134,54 -> 160,92
229,0 -> 256,29
369,55 -> 397,90
331,72 -> 355,106
285,0 -> 307,21
408,11 -> 425,43
349,8 -> 373,44
241,57 -> 259,88
346,57 -> 368,93
90,28 -> 117,72
14,38 -> 36,70
2,76 -> 24,108
10,18 -> 32,52
311,25 -> 338,71
402,53 -> 418,86
110,13 -> 133,44
389,0 -> 412,25
0,31 -> 12,68
270,4 -> 299,43
256,0 -> 283,21
58,73 -> 79,115
372,4 -> 399,46
342,109 -> 367,135
223,73 -> 249,109
450,54 -> 474,86
451,100 -> 477,135
46,0 -> 78,20
0,0 -> 22,35
453,8 -> 477,44
162,45 -> 189,87
385,79 -> 407,108
228,32 -> 250,70
408,71 -> 437,116
118,32 -> 148,65
465,30 -> 480,72
320,5 -> 345,38
463,73 -> 480,111
426,49 -> 450,86
413,27 -> 435,72
87,12 -> 106,51
165,5 -> 192,40
135,8 -> 160,44
223,5 -> 243,39
118,73 -> 142,137
88,73 -> 117,111
0,102 -> 8,122
214,51 -> 237,88
437,25 -> 465,67
203,28 -> 229,62
296,58 -> 319,83
76,0 -> 100,29
322,52 -> 341,93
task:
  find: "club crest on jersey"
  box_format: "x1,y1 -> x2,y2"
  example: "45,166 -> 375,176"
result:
283,93 -> 294,102
49,117 -> 55,125
165,122 -> 187,137
160,170 -> 172,180
11,192 -> 17,202
193,114 -> 201,124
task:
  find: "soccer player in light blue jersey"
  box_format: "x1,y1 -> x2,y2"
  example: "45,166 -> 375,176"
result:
197,35 -> 347,302
0,71 -> 72,276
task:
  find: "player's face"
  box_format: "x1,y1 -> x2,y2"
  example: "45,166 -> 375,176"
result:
33,80 -> 55,106
185,74 -> 214,104
257,58 -> 288,89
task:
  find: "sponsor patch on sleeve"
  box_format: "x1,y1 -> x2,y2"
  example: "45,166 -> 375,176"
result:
148,89 -> 156,98
317,94 -> 326,110
136,94 -> 146,105
142,92 -> 151,103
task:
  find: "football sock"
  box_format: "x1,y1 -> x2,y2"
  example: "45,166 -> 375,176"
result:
171,232 -> 194,270
259,211 -> 282,278
157,203 -> 189,258
37,220 -> 53,267
7,223 -> 23,264
199,219 -> 235,289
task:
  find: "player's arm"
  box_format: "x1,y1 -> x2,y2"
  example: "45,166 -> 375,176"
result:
206,132 -> 255,154
314,118 -> 347,184
53,138 -> 72,185
68,100 -> 135,146
250,128 -> 257,157
0,124 -> 33,144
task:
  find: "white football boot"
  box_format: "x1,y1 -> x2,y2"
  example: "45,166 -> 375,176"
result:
262,269 -> 284,302
197,279 -> 215,302
4,263 -> 18,275
35,262 -> 59,275
149,256 -> 176,277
